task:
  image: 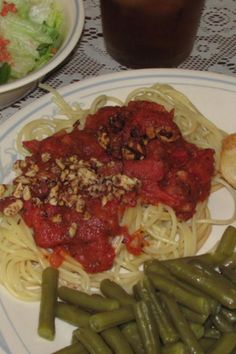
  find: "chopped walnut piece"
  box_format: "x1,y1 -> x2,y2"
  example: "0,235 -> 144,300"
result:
69,222 -> 77,237
97,128 -> 110,149
13,160 -> 26,175
13,183 -> 24,198
31,197 -> 42,206
60,193 -> 77,208
51,214 -> 62,223
0,184 -> 6,197
48,184 -> 59,199
49,197 -> 58,206
3,199 -> 23,216
61,169 -> 70,182
102,194 -> 113,206
69,155 -> 78,163
25,164 -> 39,177
56,159 -> 65,170
146,126 -> 156,139
113,174 -> 139,190
122,146 -> 136,160
41,153 -> 51,163
83,211 -> 91,220
76,195 -> 85,213
90,158 -> 103,168
23,186 -> 31,201
127,140 -> 146,159
14,176 -> 30,185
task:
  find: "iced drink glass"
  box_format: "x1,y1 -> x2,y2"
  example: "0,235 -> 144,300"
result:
100,0 -> 205,68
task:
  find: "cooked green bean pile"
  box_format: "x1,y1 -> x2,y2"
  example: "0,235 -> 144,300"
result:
37,225 -> 236,354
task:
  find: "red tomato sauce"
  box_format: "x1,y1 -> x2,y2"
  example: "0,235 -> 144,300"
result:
0,37 -> 12,63
0,101 -> 215,273
0,2 -> 17,16
0,2 -> 17,63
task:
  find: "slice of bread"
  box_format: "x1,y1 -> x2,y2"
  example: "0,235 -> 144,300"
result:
220,133 -> 236,188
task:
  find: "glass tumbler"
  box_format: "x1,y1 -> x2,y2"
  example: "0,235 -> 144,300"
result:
100,0 -> 205,68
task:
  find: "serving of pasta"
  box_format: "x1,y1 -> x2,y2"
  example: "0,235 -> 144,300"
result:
0,81 -> 235,303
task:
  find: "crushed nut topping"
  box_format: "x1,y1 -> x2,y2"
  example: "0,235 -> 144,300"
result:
5,154 -> 141,217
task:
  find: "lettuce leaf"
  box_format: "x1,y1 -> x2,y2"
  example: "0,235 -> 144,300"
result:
0,0 -> 63,80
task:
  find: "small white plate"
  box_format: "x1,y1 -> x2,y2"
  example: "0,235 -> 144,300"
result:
0,68 -> 236,353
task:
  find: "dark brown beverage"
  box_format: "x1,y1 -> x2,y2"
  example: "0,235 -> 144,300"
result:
100,0 -> 205,68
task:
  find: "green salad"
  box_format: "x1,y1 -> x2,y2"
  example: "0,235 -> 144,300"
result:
0,0 -> 63,84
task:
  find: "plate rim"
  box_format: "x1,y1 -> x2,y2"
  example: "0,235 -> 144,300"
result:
1,68 -> 236,125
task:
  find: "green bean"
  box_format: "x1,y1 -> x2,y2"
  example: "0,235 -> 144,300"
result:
220,254 -> 236,268
71,329 -> 79,344
187,253 -> 218,266
134,276 -> 179,344
89,305 -> 135,332
58,286 -> 120,312
0,63 -> 11,84
55,302 -> 90,327
101,326 -> 134,354
180,306 -> 208,325
220,266 -> 236,285
208,332 -> 236,354
198,338 -> 216,351
221,307 -> 236,323
145,259 -> 202,296
144,259 -> 174,277
100,279 -> 136,306
161,342 -> 187,354
52,342 -> 89,354
145,260 -> 218,313
204,328 -> 221,339
204,315 -> 215,330
211,312 -> 235,333
121,322 -> 146,354
74,327 -> 112,354
133,300 -> 161,354
213,225 -> 236,263
38,267 -> 59,340
165,259 -> 236,309
189,323 -> 204,339
147,271 -> 211,315
160,294 -> 205,354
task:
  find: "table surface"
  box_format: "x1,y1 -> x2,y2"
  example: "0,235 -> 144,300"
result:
1,0 -> 236,123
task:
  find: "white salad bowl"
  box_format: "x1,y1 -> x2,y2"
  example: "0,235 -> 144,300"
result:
0,0 -> 85,109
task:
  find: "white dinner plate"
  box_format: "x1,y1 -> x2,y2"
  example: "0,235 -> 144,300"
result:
0,68 -> 236,354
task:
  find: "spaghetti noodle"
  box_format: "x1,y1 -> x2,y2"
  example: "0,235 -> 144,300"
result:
0,83 -> 235,301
